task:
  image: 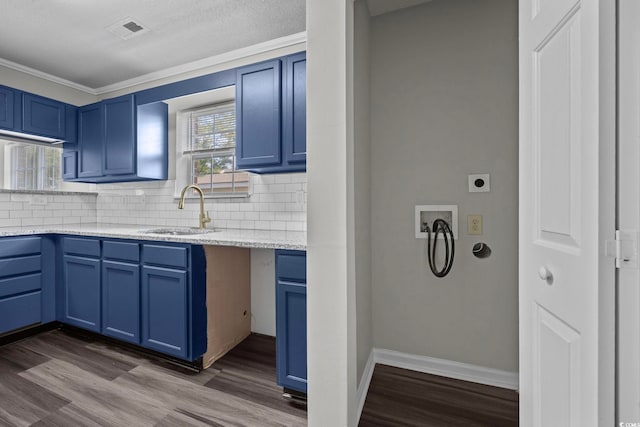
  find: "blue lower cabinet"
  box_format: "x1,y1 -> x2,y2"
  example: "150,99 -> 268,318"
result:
102,260 -> 140,344
141,266 -> 188,359
275,250 -> 307,393
0,236 -> 47,336
0,292 -> 41,335
62,255 -> 101,332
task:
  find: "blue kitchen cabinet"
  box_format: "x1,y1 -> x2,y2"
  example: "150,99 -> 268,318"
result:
235,59 -> 282,170
22,93 -> 67,140
70,95 -> 168,183
0,85 -> 17,131
235,53 -> 307,174
101,240 -> 140,344
61,237 -> 101,332
275,249 -> 307,393
283,52 -> 307,167
141,265 -> 189,359
103,95 -> 136,176
0,236 -> 45,335
62,151 -> 77,180
77,102 -> 104,178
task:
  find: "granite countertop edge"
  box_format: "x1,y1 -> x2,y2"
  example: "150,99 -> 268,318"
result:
0,224 -> 307,250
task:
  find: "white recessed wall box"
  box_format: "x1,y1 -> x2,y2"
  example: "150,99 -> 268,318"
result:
468,173 -> 490,192
415,205 -> 458,239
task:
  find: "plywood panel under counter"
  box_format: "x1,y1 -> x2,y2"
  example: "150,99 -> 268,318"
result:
202,245 -> 251,369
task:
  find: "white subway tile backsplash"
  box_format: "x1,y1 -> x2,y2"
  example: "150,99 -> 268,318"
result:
0,173 -> 305,231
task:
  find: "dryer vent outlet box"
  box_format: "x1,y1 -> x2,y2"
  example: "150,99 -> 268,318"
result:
415,205 -> 458,239
468,174 -> 490,192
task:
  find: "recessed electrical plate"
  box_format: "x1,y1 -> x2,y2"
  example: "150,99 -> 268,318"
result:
468,174 -> 490,192
415,205 -> 458,239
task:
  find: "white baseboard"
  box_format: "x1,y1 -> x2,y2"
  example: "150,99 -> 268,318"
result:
354,347 -> 518,425
373,348 -> 519,390
356,350 -> 376,422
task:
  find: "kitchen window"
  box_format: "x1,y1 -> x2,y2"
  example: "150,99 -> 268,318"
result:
1,141 -> 62,191
177,101 -> 249,197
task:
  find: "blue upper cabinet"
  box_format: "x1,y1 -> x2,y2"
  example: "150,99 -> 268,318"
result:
283,52 -> 307,167
235,53 -> 306,174
78,102 -> 104,178
236,59 -> 282,170
22,93 -> 66,139
0,86 -> 16,130
103,95 -> 136,176
0,86 -> 77,142
70,94 -> 168,183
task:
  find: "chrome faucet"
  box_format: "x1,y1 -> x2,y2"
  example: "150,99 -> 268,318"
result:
178,184 -> 211,229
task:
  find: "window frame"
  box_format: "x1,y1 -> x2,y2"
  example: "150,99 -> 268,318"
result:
175,100 -> 251,199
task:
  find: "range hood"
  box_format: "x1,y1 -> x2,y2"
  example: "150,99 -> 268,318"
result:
0,129 -> 64,145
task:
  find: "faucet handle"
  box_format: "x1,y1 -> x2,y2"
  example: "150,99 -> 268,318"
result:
204,211 -> 212,224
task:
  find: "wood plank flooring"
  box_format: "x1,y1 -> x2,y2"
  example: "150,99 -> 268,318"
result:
359,364 -> 519,427
0,329 -> 307,426
0,329 -> 518,426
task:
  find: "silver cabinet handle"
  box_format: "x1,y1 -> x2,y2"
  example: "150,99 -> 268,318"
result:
538,266 -> 553,282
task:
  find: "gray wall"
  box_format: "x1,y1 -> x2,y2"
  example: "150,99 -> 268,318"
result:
370,0 -> 518,372
354,0 -> 373,385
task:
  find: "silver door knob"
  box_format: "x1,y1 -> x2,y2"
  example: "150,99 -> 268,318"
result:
538,266 -> 553,281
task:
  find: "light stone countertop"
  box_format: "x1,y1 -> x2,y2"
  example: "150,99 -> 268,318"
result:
0,223 -> 306,250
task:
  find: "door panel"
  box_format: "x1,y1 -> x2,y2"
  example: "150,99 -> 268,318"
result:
519,0 -> 615,425
618,0 -> 640,421
63,255 -> 101,332
102,260 -> 140,344
78,103 -> 103,178
103,95 -> 135,175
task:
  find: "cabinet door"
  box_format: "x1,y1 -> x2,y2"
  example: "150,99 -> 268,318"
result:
283,53 -> 307,166
103,95 -> 135,176
22,93 -> 66,139
276,280 -> 307,393
0,86 -> 15,130
102,260 -> 140,344
235,60 -> 282,169
78,103 -> 103,178
141,266 -> 188,359
62,151 -> 77,180
63,255 -> 101,332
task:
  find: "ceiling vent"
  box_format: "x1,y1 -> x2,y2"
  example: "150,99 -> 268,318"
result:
106,17 -> 149,40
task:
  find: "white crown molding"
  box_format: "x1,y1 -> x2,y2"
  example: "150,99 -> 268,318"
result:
0,31 -> 306,97
94,31 -> 307,95
374,348 -> 519,390
0,57 -> 99,95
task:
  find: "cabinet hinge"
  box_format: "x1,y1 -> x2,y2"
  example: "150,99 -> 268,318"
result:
606,230 -> 639,269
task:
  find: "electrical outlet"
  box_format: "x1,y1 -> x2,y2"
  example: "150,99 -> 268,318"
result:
467,215 -> 482,235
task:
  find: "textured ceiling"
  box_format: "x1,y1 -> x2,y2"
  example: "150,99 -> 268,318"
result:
0,0 -> 305,90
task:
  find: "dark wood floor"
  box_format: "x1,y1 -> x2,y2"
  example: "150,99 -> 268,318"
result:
0,329 -> 307,426
0,329 -> 518,426
359,364 -> 519,427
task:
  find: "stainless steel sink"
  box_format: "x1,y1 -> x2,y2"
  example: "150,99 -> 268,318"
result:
140,227 -> 219,236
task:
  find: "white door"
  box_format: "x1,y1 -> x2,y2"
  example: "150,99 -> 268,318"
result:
519,0 -> 616,425
619,0 -> 640,421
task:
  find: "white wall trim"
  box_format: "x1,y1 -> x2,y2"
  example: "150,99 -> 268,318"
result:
0,57 -> 98,95
95,31 -> 307,95
374,348 -> 519,390
0,32 -> 306,97
356,349 -> 376,422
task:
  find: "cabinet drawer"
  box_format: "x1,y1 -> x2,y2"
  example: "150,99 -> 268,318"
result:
0,273 -> 41,299
0,291 -> 41,335
0,236 -> 41,259
103,241 -> 139,262
0,255 -> 41,279
276,251 -> 306,283
63,237 -> 101,258
143,245 -> 188,269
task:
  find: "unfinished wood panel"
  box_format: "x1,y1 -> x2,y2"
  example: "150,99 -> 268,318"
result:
202,245 -> 251,368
